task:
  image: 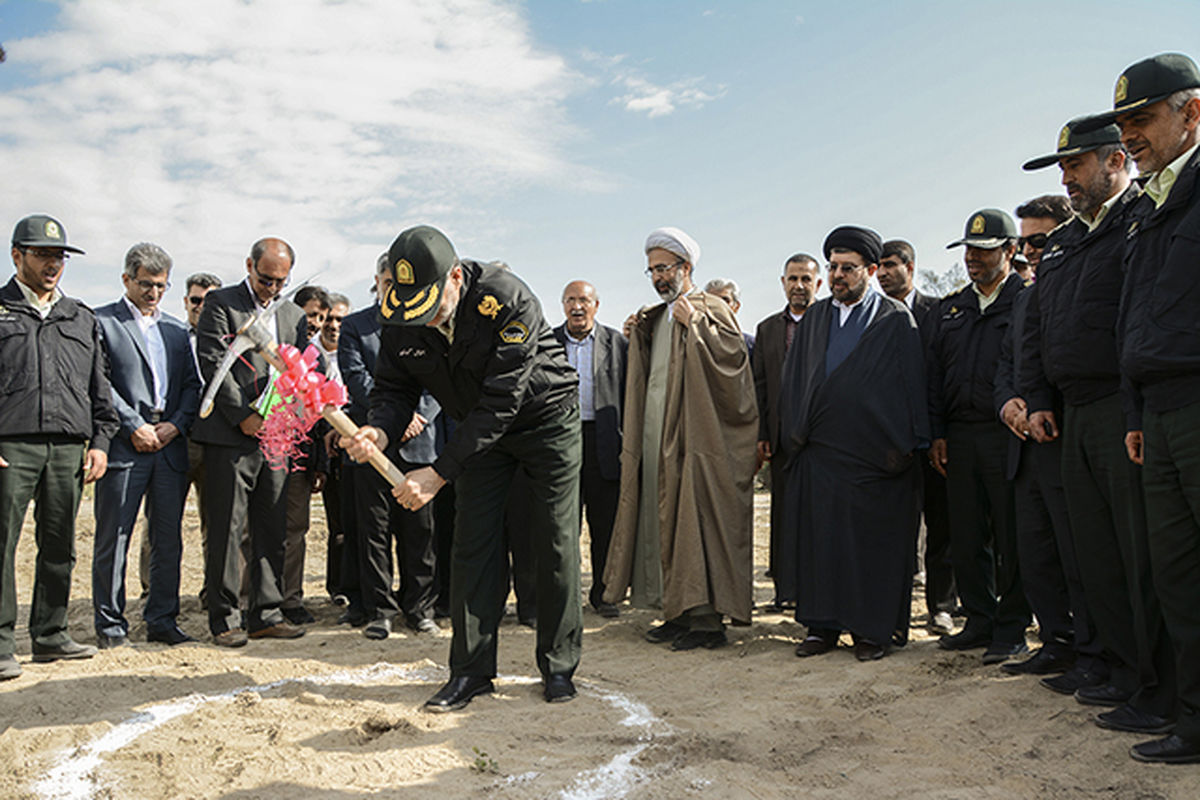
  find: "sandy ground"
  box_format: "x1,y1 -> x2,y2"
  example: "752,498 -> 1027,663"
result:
1,489 -> 1196,800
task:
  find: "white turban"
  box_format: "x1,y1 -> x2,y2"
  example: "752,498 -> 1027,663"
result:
644,226 -> 701,268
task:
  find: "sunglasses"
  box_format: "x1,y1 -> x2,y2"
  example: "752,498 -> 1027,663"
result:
187,296 -> 205,306
1018,233 -> 1050,250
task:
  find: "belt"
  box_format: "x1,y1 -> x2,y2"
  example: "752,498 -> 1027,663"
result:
148,409 -> 164,424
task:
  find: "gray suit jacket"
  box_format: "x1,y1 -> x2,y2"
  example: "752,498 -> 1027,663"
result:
95,299 -> 200,471
553,322 -> 627,481
190,281 -> 309,447
753,307 -> 792,450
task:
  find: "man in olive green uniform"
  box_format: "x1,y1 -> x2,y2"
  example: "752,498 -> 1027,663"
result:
0,215 -> 119,680
344,225 -> 582,712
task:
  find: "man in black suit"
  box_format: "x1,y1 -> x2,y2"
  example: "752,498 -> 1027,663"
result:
191,237 -> 310,647
752,253 -> 820,610
878,239 -> 956,636
93,243 -> 200,648
556,280 -> 627,618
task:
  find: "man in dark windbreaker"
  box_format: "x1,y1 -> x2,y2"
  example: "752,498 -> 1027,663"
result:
1077,51 -> 1200,765
0,214 -> 118,680
343,225 -> 582,712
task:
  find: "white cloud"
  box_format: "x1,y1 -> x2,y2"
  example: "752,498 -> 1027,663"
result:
614,75 -> 723,118
0,0 -> 595,307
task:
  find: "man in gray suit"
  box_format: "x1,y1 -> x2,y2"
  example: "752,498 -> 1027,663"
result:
556,280 -> 627,617
752,254 -> 820,610
94,243 -> 201,648
191,237 -> 310,647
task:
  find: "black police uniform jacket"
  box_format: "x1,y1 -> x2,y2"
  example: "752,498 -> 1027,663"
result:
0,277 -> 118,449
1118,146 -> 1200,429
925,271 -> 1025,438
1019,185 -> 1140,416
369,260 -> 578,482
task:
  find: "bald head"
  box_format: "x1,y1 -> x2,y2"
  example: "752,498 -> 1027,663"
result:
245,236 -> 295,305
562,280 -> 599,340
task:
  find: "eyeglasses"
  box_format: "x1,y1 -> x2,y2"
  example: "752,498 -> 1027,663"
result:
1018,233 -> 1050,250
826,263 -> 865,274
20,247 -> 69,263
133,278 -> 170,292
186,295 -> 205,306
252,265 -> 290,289
645,259 -> 684,277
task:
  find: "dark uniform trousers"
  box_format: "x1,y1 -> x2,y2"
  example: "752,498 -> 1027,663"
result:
1141,401 -> 1200,732
1013,438 -> 1076,655
323,454 -> 345,598
337,457 -> 366,616
503,469 -> 539,623
358,455 -> 437,624
922,461 -> 956,617
945,421 -> 1030,643
580,421 -> 619,609
1063,396 -> 1174,715
450,404 -> 582,679
0,438 -> 85,654
203,440 -> 288,634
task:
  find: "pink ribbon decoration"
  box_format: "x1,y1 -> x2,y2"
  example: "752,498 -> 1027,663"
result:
257,343 -> 348,470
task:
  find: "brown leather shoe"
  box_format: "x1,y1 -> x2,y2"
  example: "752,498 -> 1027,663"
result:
249,622 -> 306,640
213,629 -> 248,648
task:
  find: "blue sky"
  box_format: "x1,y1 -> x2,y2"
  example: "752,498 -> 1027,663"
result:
2,0 -> 1198,330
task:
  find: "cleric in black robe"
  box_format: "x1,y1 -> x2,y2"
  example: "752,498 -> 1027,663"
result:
780,226 -> 930,661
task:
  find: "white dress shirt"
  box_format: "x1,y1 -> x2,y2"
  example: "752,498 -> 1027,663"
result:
123,296 -> 169,410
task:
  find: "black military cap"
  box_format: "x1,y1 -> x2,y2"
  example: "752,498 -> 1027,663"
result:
1022,114 -> 1123,171
379,225 -> 457,326
11,214 -> 85,254
1076,52 -> 1200,132
946,208 -> 1017,250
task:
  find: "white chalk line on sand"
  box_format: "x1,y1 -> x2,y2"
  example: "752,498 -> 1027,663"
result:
31,663 -> 673,800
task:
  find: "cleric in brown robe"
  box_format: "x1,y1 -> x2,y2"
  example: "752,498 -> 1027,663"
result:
780,226 -> 929,661
602,226 -> 758,651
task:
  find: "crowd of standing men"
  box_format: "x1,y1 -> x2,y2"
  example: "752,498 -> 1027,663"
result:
0,49 -> 1197,765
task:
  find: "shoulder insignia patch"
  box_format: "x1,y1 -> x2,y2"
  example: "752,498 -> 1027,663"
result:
478,295 -> 503,319
499,320 -> 529,344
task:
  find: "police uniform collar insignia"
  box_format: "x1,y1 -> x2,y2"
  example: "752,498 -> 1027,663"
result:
499,320 -> 529,343
1023,278 -> 1034,288
1115,74 -> 1129,104
970,215 -> 985,234
1049,243 -> 1060,252
478,295 -> 502,319
394,258 -> 415,285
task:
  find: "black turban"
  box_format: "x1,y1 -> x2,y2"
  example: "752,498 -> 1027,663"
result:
822,225 -> 882,265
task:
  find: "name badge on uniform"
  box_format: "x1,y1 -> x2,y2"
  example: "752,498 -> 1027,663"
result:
396,347 -> 427,358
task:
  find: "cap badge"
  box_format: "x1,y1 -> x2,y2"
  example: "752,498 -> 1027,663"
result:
1115,74 -> 1128,104
478,295 -> 502,319
44,220 -> 61,240
394,258 -> 415,285
1058,125 -> 1071,150
970,215 -> 985,235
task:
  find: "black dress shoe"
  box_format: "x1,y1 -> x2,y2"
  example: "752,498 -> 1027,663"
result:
938,626 -> 991,651
1095,704 -> 1175,734
32,640 -> 98,662
853,639 -> 886,661
97,633 -> 129,650
544,673 -> 577,703
364,616 -> 391,640
147,626 -> 195,646
337,607 -> 368,627
282,606 -> 316,625
594,603 -> 619,619
1041,666 -> 1107,695
1001,647 -> 1074,676
796,633 -> 838,658
645,620 -> 687,644
671,630 -> 727,651
424,676 -> 494,713
1130,734 -> 1200,764
982,641 -> 1028,665
1075,683 -> 1133,707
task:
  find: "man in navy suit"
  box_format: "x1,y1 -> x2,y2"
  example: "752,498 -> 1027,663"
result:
93,243 -> 200,647
340,253 -> 441,638
556,280 -> 626,617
